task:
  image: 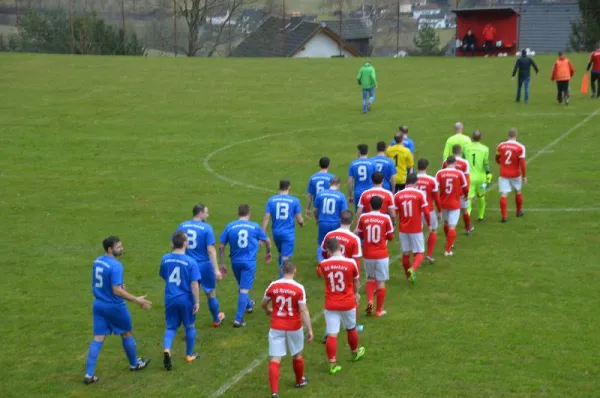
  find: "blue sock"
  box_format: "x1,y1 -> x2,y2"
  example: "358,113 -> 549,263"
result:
163,329 -> 176,351
121,335 -> 137,367
185,327 -> 196,356
207,296 -> 221,323
317,246 -> 324,262
85,340 -> 103,376
236,292 -> 249,322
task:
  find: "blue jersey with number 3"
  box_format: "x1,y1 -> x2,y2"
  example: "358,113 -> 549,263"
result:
92,255 -> 125,305
307,171 -> 335,204
159,252 -> 200,306
348,159 -> 374,195
219,220 -> 268,262
369,155 -> 397,190
176,220 -> 215,263
265,194 -> 301,239
314,189 -> 348,225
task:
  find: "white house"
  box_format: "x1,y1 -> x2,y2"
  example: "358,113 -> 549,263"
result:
293,32 -> 355,58
399,3 -> 412,14
417,13 -> 455,30
412,5 -> 441,19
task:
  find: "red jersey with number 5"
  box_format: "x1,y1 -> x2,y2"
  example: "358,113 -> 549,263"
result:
355,212 -> 394,259
394,188 -> 429,234
435,168 -> 468,211
442,156 -> 470,190
496,140 -> 526,178
318,256 -> 359,311
415,174 -> 439,212
320,228 -> 362,262
263,279 -> 306,331
358,187 -> 395,213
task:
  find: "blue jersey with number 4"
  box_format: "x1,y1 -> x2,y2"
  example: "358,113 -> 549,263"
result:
176,220 -> 215,263
92,255 -> 125,305
159,252 -> 200,306
348,159 -> 374,194
314,189 -> 348,225
220,220 -> 268,263
370,155 -> 397,190
307,171 -> 335,204
265,194 -> 301,238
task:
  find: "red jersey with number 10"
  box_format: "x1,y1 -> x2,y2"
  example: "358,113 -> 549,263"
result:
496,140 -> 526,178
394,188 -> 429,234
320,228 -> 362,262
263,279 -> 306,331
318,256 -> 359,311
355,212 -> 394,259
435,168 -> 468,211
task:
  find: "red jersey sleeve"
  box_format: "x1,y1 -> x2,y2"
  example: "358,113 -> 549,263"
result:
386,215 -> 394,240
355,217 -> 364,238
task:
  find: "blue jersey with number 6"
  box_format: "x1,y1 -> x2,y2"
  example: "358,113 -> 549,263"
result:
219,220 -> 268,263
159,253 -> 201,306
265,195 -> 301,239
348,159 -> 374,195
314,189 -> 348,225
176,220 -> 215,263
92,255 -> 125,305
307,171 -> 335,205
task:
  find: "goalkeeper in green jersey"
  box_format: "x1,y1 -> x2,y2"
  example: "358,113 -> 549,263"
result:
466,130 -> 493,221
442,122 -> 472,160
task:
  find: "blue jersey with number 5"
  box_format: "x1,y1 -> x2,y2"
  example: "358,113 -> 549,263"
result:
159,252 -> 200,306
369,155 -> 397,191
314,189 -> 348,225
176,220 -> 215,263
307,171 -> 335,204
219,220 -> 268,262
348,159 -> 374,195
265,195 -> 301,239
92,255 -> 125,305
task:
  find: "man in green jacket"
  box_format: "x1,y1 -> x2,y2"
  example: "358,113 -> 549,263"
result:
357,61 -> 377,114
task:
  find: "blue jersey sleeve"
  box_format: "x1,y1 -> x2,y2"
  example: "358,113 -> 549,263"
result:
159,259 -> 167,280
294,198 -> 301,215
340,195 -> 348,211
307,179 -> 314,196
314,193 -> 322,211
218,225 -> 229,245
111,263 -> 123,287
264,199 -> 272,215
205,226 -> 215,247
257,224 -> 269,241
190,260 -> 201,282
348,164 -> 354,178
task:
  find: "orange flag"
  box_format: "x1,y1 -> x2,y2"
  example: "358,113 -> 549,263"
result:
581,72 -> 589,94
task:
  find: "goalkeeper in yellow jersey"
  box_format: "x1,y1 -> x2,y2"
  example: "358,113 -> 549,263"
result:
466,130 -> 493,221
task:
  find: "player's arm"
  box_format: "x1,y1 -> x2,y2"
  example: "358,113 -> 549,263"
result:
512,59 -> 519,77
261,212 -> 271,232
531,58 -> 539,74
588,54 -> 593,71
433,190 -> 442,213
261,296 -> 272,315
261,236 -> 272,263
191,281 -> 200,314
388,200 -> 397,227
305,193 -> 313,217
385,218 -> 394,241
295,212 -> 305,228
218,243 -> 227,267
112,265 -> 151,309
299,302 -> 313,342
355,193 -> 364,218
519,154 -> 527,181
207,245 -> 222,279
347,176 -> 355,202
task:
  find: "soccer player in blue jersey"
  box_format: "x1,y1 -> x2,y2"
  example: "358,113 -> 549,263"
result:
262,180 -> 304,277
176,204 -> 225,327
305,156 -> 335,218
160,231 -> 201,370
390,126 -> 415,154
84,236 -> 151,385
370,141 -> 397,192
219,204 -> 272,327
314,177 -> 347,262
348,144 -> 374,210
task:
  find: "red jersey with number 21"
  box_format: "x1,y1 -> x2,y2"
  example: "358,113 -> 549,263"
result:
496,140 -> 526,178
263,279 -> 306,331
394,188 -> 429,234
318,256 -> 359,311
355,212 -> 394,259
436,168 -> 468,211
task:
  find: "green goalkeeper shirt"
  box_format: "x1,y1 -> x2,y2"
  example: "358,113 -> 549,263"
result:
466,142 -> 490,179
443,134 -> 472,160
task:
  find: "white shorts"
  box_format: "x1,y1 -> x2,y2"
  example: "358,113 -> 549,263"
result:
268,328 -> 304,357
422,210 -> 439,230
441,209 -> 460,226
324,308 -> 357,334
498,177 -> 522,194
364,258 -> 389,281
400,233 -> 425,254
460,197 -> 468,209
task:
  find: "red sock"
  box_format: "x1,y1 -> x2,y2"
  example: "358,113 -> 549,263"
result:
443,224 -> 449,236
463,212 -> 471,231
500,197 -> 508,219
325,336 -> 337,363
347,328 -> 359,351
268,361 -> 280,394
292,357 -> 304,384
446,229 -> 456,252
402,254 -> 410,278
376,287 -> 386,312
427,232 -> 437,257
365,280 -> 377,302
515,193 -> 523,214
412,253 -> 424,270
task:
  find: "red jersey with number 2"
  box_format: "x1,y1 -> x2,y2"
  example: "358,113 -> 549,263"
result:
355,212 -> 394,259
394,188 -> 429,234
318,256 -> 359,311
496,140 -> 526,178
435,168 -> 468,211
263,279 -> 306,331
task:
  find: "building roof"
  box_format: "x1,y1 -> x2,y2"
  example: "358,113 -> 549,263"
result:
320,19 -> 373,40
518,2 -> 580,53
452,6 -> 518,15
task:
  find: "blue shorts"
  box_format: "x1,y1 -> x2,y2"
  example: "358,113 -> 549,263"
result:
274,236 -> 295,258
165,295 -> 196,329
318,222 -> 340,245
232,261 -> 256,290
93,300 -> 132,336
198,261 -> 216,294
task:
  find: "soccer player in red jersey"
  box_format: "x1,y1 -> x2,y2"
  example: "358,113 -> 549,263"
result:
355,196 -> 394,317
587,47 -> 600,98
262,261 -> 313,398
496,128 -> 527,222
318,238 -> 365,375
394,173 -> 431,283
356,171 -> 396,224
442,145 -> 473,235
436,156 -> 468,257
415,159 -> 442,264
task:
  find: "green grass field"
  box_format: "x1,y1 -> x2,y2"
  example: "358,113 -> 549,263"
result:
1,53 -> 599,398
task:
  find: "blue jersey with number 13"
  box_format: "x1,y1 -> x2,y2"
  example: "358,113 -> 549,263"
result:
265,195 -> 301,239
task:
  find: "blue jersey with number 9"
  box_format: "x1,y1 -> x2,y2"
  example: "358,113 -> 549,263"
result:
92,255 -> 125,304
348,159 -> 374,195
265,194 -> 301,239
159,252 -> 200,306
176,220 -> 215,263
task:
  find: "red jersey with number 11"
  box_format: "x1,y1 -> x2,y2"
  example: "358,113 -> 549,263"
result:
263,279 -> 306,331
394,187 -> 429,234
318,256 -> 359,311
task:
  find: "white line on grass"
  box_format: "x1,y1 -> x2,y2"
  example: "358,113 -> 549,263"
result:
488,207 -> 600,212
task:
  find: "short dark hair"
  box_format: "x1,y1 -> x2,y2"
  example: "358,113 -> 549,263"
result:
172,231 -> 188,249
279,180 -> 291,190
394,133 -> 403,144
472,130 -> 482,142
238,204 -> 250,217
406,173 -> 418,185
399,125 -> 408,135
522,49 -> 527,56
417,158 -> 429,171
193,204 -> 206,216
357,144 -> 369,156
446,155 -> 456,165
340,210 -> 353,225
330,176 -> 341,186
103,236 -> 121,252
319,157 -> 330,169
326,237 -> 340,252
370,195 -> 383,211
281,260 -> 296,275
558,51 -> 563,56
376,141 -> 386,152
452,144 -> 462,155
372,171 -> 384,185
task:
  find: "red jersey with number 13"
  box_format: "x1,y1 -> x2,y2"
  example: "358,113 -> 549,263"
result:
355,212 -> 394,259
263,279 -> 306,331
496,140 -> 526,178
435,168 -> 468,211
318,256 -> 359,311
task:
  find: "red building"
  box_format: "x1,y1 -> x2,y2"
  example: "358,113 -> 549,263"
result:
453,7 -> 519,56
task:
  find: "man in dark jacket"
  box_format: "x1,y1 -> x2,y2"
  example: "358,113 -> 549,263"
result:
462,30 -> 476,56
512,49 -> 539,103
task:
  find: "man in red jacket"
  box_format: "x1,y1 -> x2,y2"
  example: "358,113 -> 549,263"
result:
551,52 -> 575,105
482,23 -> 496,57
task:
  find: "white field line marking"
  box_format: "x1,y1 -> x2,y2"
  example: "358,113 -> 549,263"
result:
209,108 -> 600,397
488,207 -> 600,212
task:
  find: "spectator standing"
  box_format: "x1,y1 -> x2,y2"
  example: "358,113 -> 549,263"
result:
512,49 -> 539,104
482,23 -> 496,57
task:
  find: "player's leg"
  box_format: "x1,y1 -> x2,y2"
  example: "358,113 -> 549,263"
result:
368,88 -> 375,107
400,233 -> 411,279
441,209 -> 449,237
461,197 -> 473,235
280,240 -> 294,278
233,262 -> 254,327
324,310 -> 342,374
288,329 -> 308,388
361,89 -> 368,113
425,211 -> 438,263
594,73 -> 600,97
111,306 -> 149,371
556,82 -> 563,104
375,259 -> 389,315
85,301 -> 108,384
512,178 -> 524,217
200,263 -> 224,326
516,78 -> 523,102
410,233 -> 425,278
364,259 -> 377,315
341,308 -> 365,361
444,210 -> 459,256
182,296 -> 198,362
316,223 -> 327,263
162,301 -> 180,371
268,329 -> 286,397
565,81 -> 571,104
524,76 -> 530,103
498,177 -> 511,222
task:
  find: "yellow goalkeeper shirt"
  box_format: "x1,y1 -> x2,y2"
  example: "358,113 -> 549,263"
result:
385,144 -> 414,184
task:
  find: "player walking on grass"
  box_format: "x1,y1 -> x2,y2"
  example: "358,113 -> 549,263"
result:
84,236 -> 151,385
356,171 -> 396,223
262,260 -> 313,398
263,180 -> 304,278
442,145 -> 473,235
369,141 -> 397,192
314,177 -> 347,263
177,204 -> 225,327
587,47 -> 600,98
348,144 -> 375,210
355,196 -> 394,317
160,232 -> 201,370
466,130 -> 493,222
442,122 -> 471,160
357,60 -> 377,114
496,128 -> 527,222
219,204 -> 272,328
415,159 -> 441,264
436,157 -> 468,257
385,134 -> 414,192
318,238 -> 365,374
305,157 -> 334,218
551,52 -> 575,105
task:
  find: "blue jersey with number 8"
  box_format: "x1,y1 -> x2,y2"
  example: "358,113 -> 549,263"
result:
219,220 -> 268,262
176,220 -> 215,263
92,255 -> 125,305
348,159 -> 374,195
159,252 -> 200,306
265,194 -> 301,239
